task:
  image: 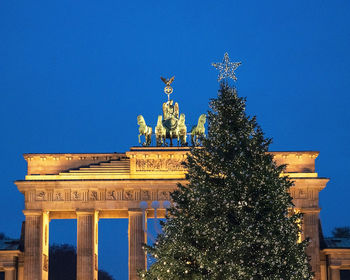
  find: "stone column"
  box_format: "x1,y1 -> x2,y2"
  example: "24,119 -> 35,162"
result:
320,259 -> 327,280
23,210 -> 49,280
128,210 -> 147,280
76,210 -> 99,280
330,266 -> 340,280
18,254 -> 25,280
302,211 -> 321,279
4,267 -> 16,280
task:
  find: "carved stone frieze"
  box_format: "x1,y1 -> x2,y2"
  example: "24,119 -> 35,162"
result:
106,190 -> 117,200
124,190 -> 134,200
136,158 -> 185,171
298,189 -> 308,199
36,191 -> 46,201
90,191 -> 98,201
141,190 -> 151,200
106,190 -> 123,200
71,191 -> 82,201
53,191 -> 64,201
29,188 -> 174,202
158,191 -> 170,200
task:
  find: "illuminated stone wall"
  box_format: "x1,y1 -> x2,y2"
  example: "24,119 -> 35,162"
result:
15,147 -> 330,280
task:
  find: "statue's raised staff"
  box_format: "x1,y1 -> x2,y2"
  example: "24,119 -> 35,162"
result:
137,115 -> 152,146
191,114 -> 206,146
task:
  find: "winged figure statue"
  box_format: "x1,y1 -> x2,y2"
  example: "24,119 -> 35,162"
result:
160,76 -> 175,86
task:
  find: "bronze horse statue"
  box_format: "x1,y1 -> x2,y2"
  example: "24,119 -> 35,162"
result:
137,115 -> 152,146
191,114 -> 206,146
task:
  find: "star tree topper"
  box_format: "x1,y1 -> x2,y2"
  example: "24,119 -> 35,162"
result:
212,53 -> 241,81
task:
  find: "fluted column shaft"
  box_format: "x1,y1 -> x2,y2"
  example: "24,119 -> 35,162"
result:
329,266 -> 340,280
77,211 -> 98,280
18,254 -> 24,280
302,212 -> 320,279
4,267 -> 16,280
128,210 -> 147,280
23,210 -> 49,280
320,260 -> 327,280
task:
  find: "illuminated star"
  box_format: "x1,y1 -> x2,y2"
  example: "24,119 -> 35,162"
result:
212,53 -> 241,82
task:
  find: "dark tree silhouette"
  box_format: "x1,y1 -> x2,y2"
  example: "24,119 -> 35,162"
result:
98,270 -> 115,280
332,227 -> 350,238
49,244 -> 76,280
0,232 -> 9,239
49,244 -> 114,280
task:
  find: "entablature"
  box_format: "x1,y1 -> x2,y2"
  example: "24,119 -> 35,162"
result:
15,148 -> 329,214
21,148 -> 321,180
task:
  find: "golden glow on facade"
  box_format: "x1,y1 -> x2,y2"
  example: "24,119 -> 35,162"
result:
12,148 -> 330,280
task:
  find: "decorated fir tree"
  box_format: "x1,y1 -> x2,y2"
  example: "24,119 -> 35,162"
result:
141,81 -> 312,279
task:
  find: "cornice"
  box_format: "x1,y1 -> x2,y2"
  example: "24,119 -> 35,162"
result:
322,248 -> 350,254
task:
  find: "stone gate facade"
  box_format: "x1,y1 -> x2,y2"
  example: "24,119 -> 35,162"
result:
10,147 -> 340,279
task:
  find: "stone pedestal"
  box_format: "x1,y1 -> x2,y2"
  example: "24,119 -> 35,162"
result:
23,210 -> 49,280
4,267 -> 16,280
76,211 -> 98,280
128,210 -> 147,280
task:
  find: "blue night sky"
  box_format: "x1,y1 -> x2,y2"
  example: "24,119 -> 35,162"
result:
0,0 -> 349,279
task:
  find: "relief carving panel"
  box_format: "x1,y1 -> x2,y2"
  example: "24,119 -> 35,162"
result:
136,159 -> 186,171
53,191 -> 64,201
36,191 -> 47,201
158,191 -> 170,201
141,190 -> 151,200
106,190 -> 117,200
124,190 -> 134,200
71,190 -> 82,201
30,188 -> 174,203
106,190 -> 123,200
89,190 -> 98,201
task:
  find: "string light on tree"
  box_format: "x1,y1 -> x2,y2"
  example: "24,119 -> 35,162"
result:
212,52 -> 241,81
140,58 -> 312,280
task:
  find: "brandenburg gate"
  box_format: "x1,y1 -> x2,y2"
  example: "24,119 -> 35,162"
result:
14,77 -> 329,279
15,148 -> 328,280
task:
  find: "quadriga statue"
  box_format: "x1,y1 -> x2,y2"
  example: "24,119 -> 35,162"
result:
154,99 -> 187,147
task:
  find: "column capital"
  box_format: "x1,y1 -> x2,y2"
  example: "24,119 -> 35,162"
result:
329,265 -> 341,269
23,210 -> 44,216
329,259 -> 342,268
76,209 -> 99,216
300,208 -> 321,214
329,263 -> 342,269
3,265 -> 15,271
128,208 -> 143,214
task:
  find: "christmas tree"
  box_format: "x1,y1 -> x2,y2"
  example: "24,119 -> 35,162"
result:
141,82 -> 312,279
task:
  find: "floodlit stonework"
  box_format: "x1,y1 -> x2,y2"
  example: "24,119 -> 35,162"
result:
0,147 -> 344,279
